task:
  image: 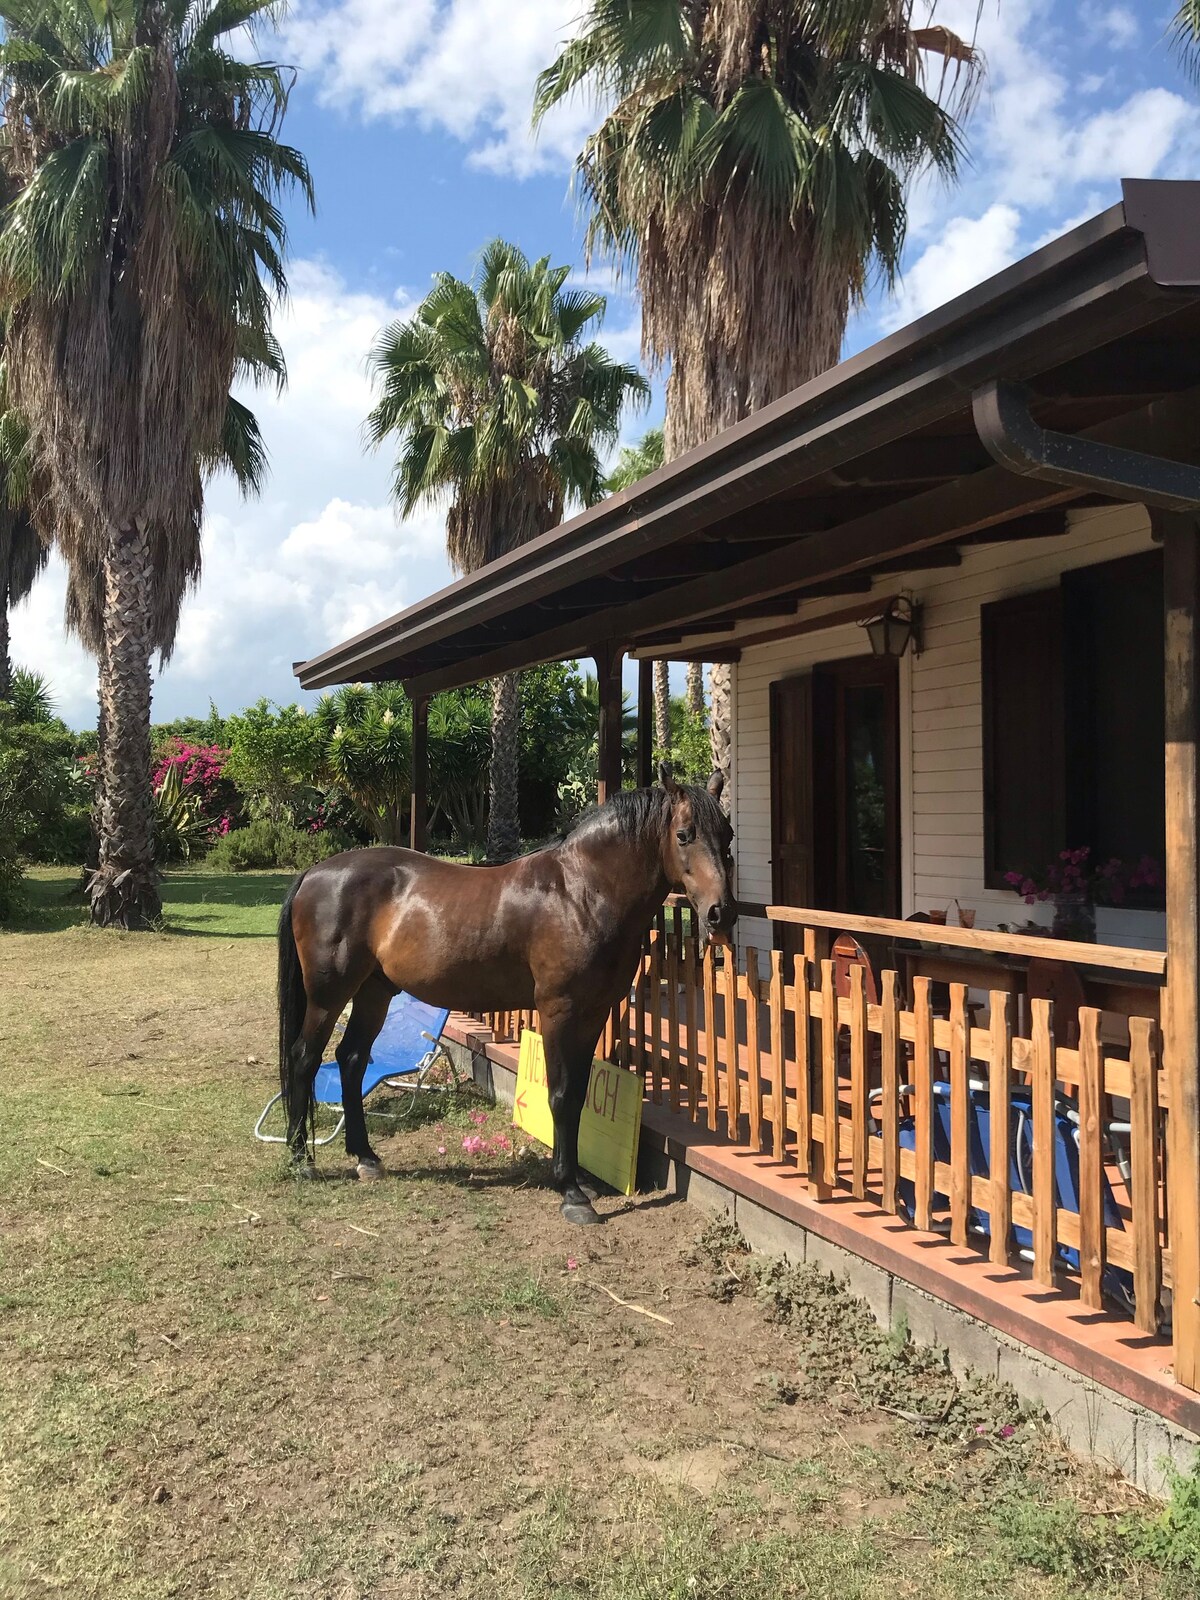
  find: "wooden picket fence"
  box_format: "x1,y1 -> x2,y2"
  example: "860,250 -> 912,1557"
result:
473,902 -> 1170,1342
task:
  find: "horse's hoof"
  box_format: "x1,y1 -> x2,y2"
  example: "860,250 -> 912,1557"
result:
561,1198 -> 604,1226
291,1160 -> 320,1181
356,1159 -> 385,1183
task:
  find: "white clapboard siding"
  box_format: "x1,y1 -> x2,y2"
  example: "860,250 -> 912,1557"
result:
729,501 -> 1167,954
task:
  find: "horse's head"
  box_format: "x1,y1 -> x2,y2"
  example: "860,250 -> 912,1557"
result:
659,763 -> 738,947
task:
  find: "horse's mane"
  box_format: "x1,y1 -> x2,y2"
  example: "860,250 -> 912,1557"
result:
564,782 -> 727,849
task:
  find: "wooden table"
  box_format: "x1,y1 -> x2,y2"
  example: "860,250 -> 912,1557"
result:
900,942 -> 1162,1039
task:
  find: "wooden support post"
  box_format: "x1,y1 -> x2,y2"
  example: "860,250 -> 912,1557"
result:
1161,511 -> 1200,1390
595,641 -> 625,805
409,694 -> 429,852
637,656 -> 654,788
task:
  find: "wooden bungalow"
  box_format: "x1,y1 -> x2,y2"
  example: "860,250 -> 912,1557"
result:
297,180 -> 1200,1464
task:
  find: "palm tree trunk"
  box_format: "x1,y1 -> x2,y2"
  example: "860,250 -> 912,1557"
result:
654,660 -> 670,755
685,660 -> 704,717
0,584 -> 10,701
708,662 -> 732,806
86,632 -> 106,879
88,525 -> 161,929
486,670 -> 521,863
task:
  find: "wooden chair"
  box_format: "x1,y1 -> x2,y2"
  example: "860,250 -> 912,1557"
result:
831,932 -> 880,1004
1025,957 -> 1087,1049
831,934 -> 883,1093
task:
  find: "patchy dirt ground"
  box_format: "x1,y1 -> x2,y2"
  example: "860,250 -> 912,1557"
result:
1,871 -> 1195,1599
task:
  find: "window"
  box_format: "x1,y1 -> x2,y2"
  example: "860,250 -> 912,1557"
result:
982,551 -> 1164,899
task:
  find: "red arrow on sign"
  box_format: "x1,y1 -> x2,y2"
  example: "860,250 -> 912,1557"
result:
515,1090 -> 527,1115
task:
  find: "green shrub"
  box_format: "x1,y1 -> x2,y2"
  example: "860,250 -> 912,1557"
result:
1127,1463 -> 1200,1573
28,805 -> 91,866
205,820 -> 354,872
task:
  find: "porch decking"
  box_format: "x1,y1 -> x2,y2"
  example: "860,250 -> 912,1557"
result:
459,901 -> 1200,1437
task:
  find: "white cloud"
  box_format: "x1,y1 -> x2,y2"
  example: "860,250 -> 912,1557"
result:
853,0 -> 1200,345
882,204 -> 1022,330
1086,5 -> 1140,47
280,0 -> 595,177
11,261 -> 457,729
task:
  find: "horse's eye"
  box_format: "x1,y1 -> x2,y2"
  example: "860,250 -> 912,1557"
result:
676,829 -> 693,846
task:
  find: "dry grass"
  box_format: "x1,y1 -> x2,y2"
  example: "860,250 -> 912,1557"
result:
0,868 -> 1194,1599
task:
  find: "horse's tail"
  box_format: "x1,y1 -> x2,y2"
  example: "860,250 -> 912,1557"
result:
277,871 -> 309,1126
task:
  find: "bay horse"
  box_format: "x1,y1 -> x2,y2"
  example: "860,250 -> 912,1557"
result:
276,765 -> 736,1224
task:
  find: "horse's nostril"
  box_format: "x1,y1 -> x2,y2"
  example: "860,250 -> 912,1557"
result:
706,904 -> 721,926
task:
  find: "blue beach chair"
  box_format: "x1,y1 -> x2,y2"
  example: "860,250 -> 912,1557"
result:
254,992 -> 457,1146
891,1079 -> 1136,1314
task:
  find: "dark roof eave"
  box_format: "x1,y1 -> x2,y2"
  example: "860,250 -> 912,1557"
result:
295,180 -> 1200,693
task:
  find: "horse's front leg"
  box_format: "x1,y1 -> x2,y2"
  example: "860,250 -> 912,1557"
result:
541,1007 -> 602,1225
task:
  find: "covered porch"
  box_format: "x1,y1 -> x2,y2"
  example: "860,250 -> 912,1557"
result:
296,180 -> 1200,1429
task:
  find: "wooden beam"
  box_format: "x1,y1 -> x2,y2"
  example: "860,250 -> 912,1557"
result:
1035,340 -> 1200,400
636,658 -> 654,788
595,641 -> 625,804
404,388 -> 1200,698
632,594 -> 902,660
825,435 -> 992,486
299,234 -> 1181,691
873,548 -> 962,574
409,695 -> 429,852
960,508 -> 1071,544
1159,509 -> 1200,1390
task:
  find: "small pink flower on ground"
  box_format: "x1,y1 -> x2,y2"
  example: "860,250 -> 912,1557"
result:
436,1145 -> 446,1156
975,1424 -> 988,1436
469,1110 -> 488,1126
462,1134 -> 488,1156
566,1258 -> 578,1271
999,1423 -> 1016,1439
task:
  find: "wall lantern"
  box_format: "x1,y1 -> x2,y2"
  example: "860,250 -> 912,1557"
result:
862,595 -> 922,659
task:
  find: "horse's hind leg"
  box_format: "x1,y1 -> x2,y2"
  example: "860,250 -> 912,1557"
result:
336,975 -> 393,1180
286,1004 -> 339,1174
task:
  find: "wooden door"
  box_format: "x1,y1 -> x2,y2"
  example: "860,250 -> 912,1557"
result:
813,656 -> 901,920
770,674 -> 814,963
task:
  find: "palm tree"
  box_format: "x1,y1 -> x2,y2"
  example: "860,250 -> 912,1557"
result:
367,239 -> 649,861
1175,4 -> 1200,72
0,503 -> 43,701
536,0 -> 981,788
605,426 -> 677,750
0,0 -> 310,928
606,426 -> 664,491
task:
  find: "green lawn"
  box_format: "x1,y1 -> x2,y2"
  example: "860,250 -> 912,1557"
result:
1,867 -> 1197,1599
17,863 -> 296,938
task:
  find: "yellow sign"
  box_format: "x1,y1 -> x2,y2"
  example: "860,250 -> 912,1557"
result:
513,1031 -> 643,1197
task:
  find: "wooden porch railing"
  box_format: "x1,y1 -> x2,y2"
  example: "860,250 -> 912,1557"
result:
471,900 -> 1174,1378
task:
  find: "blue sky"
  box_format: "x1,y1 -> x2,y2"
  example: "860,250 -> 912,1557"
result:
13,0 -> 1200,727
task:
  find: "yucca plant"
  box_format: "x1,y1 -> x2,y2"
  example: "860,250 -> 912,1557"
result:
152,759 -> 209,863
367,238 -> 649,861
536,0 -> 983,785
0,0 -> 311,927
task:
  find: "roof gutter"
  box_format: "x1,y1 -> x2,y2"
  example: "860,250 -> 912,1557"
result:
973,381 -> 1200,513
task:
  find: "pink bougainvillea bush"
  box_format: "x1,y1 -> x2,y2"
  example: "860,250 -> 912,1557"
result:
151,740 -> 237,842
1004,848 -> 1162,906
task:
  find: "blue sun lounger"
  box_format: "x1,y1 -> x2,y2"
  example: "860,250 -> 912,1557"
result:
893,1080 -> 1136,1314
254,992 -> 457,1145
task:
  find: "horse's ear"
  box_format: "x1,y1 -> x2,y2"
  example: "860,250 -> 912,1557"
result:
658,760 -> 679,796
707,771 -> 724,800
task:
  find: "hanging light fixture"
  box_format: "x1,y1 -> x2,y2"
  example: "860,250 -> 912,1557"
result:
862,595 -> 922,659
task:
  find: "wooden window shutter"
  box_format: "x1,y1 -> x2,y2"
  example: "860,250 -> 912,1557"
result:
981,588 -> 1065,888
770,674 -> 815,913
